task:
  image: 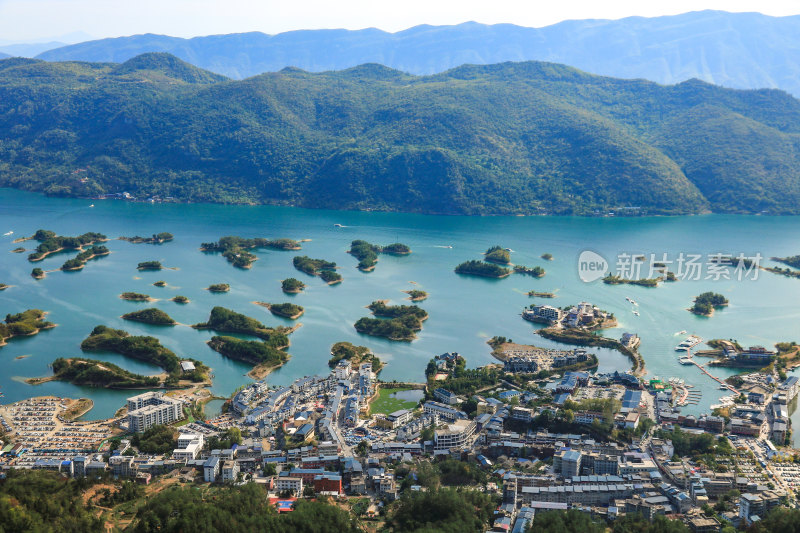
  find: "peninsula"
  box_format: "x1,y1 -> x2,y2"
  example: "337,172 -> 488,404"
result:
80,325 -> 208,384
207,336 -> 289,379
328,341 -> 384,373
28,357 -> 160,388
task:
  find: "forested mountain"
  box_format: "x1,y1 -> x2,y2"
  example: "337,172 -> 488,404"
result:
35,11 -> 800,96
1,53 -> 800,215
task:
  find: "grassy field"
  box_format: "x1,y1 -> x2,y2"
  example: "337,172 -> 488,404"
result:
369,387 -> 420,415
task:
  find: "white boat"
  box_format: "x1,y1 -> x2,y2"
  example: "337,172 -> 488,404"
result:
631,299 -> 638,306
89,204 -> 94,208
674,335 -> 702,351
3,231 -> 12,236
632,310 -> 639,316
679,357 -> 693,365
625,297 -> 632,303
333,223 -> 344,228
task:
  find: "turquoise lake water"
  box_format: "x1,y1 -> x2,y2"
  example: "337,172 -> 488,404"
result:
1,189 -> 799,423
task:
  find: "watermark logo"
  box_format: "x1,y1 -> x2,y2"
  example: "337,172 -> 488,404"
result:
578,250 -> 609,282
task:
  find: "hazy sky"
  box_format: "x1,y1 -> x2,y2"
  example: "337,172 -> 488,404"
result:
0,0 -> 798,42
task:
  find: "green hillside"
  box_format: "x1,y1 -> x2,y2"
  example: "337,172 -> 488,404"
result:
0,54 -> 799,214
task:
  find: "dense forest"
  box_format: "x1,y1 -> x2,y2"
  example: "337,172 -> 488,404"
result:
2,53 -> 800,214
193,306 -> 290,346
50,357 -> 161,388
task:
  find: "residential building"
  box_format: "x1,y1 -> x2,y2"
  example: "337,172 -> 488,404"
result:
423,401 -> 467,421
434,388 -> 460,405
434,419 -> 476,450
221,461 -> 239,483
314,473 -> 343,494
203,456 -> 220,483
276,476 -> 304,494
126,392 -> 183,432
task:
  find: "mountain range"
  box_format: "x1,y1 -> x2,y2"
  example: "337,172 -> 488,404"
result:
1,53 -> 799,215
31,11 -> 800,97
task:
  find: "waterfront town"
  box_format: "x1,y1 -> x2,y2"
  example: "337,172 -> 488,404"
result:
2,330 -> 799,532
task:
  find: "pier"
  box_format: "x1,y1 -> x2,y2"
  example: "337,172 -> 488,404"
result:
689,359 -> 738,394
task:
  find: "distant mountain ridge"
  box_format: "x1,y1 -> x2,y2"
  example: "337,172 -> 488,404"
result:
1,53 -> 800,215
34,11 -> 800,96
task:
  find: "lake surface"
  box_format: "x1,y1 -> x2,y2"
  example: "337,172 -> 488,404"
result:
1,189 -> 799,420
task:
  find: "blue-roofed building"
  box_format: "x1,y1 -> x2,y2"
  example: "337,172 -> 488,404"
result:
553,393 -> 571,405
295,424 -> 315,442
622,389 -> 643,411
497,390 -> 521,401
433,388 -> 460,405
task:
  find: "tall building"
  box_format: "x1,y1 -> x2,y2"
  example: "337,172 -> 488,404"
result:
126,391 -> 183,432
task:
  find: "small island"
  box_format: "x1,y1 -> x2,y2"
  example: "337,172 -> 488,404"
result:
60,245 -> 110,271
254,302 -> 304,320
31,268 -> 45,279
137,260 -> 163,270
201,236 -> 301,269
171,295 -> 190,304
527,291 -> 555,298
328,341 -> 384,373
0,284 -> 8,290
690,292 -> 729,316
0,309 -> 56,346
28,357 -> 161,388
541,253 -> 553,261
404,289 -> 428,301
80,325 -> 209,385
121,308 -> 176,325
354,300 -> 428,342
193,306 -> 293,345
454,260 -> 511,278
120,232 -> 174,244
207,336 -> 289,379
282,278 -> 305,293
12,247 -> 25,253
207,283 -> 230,292
514,265 -> 545,277
348,240 -> 412,271
26,229 -> 107,262
120,292 -> 152,301
153,280 -> 167,287
484,245 -> 511,264
602,274 -> 660,287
